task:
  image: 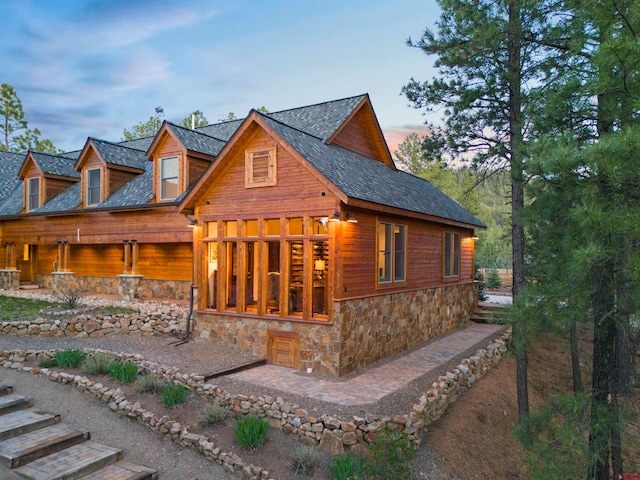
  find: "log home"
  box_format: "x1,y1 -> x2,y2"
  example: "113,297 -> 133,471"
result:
0,94 -> 484,376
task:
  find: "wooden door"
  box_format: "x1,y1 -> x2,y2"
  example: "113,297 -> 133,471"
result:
267,330 -> 299,369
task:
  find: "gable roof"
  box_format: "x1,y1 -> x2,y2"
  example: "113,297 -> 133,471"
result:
19,152 -> 80,180
195,119 -> 244,141
147,122 -> 227,159
76,138 -> 147,171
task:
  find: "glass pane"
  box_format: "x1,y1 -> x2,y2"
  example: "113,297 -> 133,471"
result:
313,241 -> 329,317
288,217 -> 304,236
378,223 -> 391,282
245,242 -> 258,312
444,232 -> 452,277
453,233 -> 460,276
245,219 -> 258,237
266,241 -> 280,315
207,242 -> 218,309
162,178 -> 178,199
312,217 -> 329,235
226,242 -> 237,309
225,221 -> 238,237
265,219 -> 280,236
289,241 -> 304,315
207,222 -> 218,238
394,225 -> 406,281
161,157 -> 178,199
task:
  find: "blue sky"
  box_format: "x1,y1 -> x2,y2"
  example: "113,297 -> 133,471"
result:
0,0 -> 439,153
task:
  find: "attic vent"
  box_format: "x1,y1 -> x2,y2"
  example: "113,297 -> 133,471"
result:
245,146 -> 277,188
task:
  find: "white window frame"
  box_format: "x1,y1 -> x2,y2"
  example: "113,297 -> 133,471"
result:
245,146 -> 277,188
160,156 -> 179,200
86,168 -> 101,206
27,177 -> 40,212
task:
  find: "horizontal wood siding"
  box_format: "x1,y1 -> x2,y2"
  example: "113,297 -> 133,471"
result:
45,178 -> 76,203
108,169 -> 137,197
137,243 -> 192,280
188,157 -> 210,187
68,244 -> 123,276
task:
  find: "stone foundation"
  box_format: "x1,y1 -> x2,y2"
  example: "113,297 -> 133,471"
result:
0,269 -> 20,289
35,274 -> 191,301
196,282 -> 478,376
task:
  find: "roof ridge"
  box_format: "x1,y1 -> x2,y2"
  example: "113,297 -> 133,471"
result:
166,121 -> 228,143
89,137 -> 148,153
195,117 -> 245,130
255,110 -> 323,141
30,150 -> 76,161
116,133 -> 157,147
265,93 -> 367,116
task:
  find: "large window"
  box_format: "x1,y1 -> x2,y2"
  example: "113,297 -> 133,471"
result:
86,168 -> 101,206
160,156 -> 179,200
444,231 -> 461,278
378,221 -> 406,284
204,217 -> 329,320
245,146 -> 277,188
27,177 -> 40,212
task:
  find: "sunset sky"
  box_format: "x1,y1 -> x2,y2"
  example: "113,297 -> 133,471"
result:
1,0 -> 440,153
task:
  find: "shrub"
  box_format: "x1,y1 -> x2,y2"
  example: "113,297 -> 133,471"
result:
81,352 -> 114,375
56,284 -> 85,309
485,267 -> 503,289
233,415 -> 269,450
330,453 -> 365,480
160,384 -> 189,407
54,349 -> 86,368
134,374 -> 166,394
289,445 -> 322,475
198,403 -> 230,425
38,359 -> 57,368
108,361 -> 139,384
366,428 -> 416,480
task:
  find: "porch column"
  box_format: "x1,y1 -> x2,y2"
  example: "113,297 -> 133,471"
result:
4,243 -> 10,270
56,242 -> 63,272
131,240 -> 138,275
63,241 -> 70,272
123,240 -> 130,274
8,243 -> 16,270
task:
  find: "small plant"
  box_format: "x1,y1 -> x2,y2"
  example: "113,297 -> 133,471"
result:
485,267 -> 503,290
134,374 -> 166,394
289,445 -> 322,475
366,428 -> 416,480
198,403 -> 230,425
233,415 -> 269,450
56,284 -> 85,309
54,349 -> 86,368
38,358 -> 57,368
160,384 -> 189,407
330,453 -> 365,480
81,352 -> 114,375
108,361 -> 139,384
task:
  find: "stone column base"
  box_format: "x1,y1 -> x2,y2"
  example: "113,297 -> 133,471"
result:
118,275 -> 144,301
0,269 -> 21,289
51,272 -> 76,296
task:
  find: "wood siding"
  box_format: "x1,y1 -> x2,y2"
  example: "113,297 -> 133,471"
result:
152,132 -> 184,201
45,178 -> 76,203
188,157 -> 210,187
108,169 -> 137,197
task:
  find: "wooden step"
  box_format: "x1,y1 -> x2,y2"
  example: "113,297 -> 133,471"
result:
0,411 -> 60,441
0,423 -> 90,468
79,460 -> 158,480
13,441 -> 122,480
0,385 -> 14,396
0,394 -> 33,415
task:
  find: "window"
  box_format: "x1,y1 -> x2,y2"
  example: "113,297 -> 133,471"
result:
86,168 -> 101,206
378,222 -> 406,284
245,146 -> 277,188
27,177 -> 40,212
444,231 -> 461,278
160,156 -> 179,200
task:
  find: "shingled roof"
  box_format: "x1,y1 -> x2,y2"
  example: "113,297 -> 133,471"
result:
35,183 -> 82,213
257,113 -> 485,228
165,123 -> 227,157
29,152 -> 80,179
0,151 -> 25,204
98,164 -> 154,209
87,138 -> 147,170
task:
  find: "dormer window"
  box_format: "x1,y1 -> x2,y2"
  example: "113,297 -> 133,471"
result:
86,168 -> 101,206
245,146 -> 277,188
161,156 -> 179,200
27,177 -> 40,212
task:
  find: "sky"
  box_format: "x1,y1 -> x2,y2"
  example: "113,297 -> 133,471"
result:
0,0 -> 440,153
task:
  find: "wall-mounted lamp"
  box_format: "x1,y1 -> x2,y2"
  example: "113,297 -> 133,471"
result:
123,239 -> 129,244
328,211 -> 341,223
472,236 -> 479,240
345,213 -> 358,224
185,214 -> 199,228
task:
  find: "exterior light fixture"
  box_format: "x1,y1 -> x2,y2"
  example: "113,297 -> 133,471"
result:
328,211 -> 341,222
345,213 -> 358,224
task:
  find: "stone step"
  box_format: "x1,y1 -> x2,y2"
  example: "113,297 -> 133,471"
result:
0,393 -> 33,415
13,441 -> 123,480
0,385 -> 14,396
18,284 -> 40,290
0,423 -> 91,468
78,460 -> 158,480
0,411 -> 60,441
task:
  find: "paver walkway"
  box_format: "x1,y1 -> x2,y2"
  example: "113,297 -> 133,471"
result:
229,323 -> 505,405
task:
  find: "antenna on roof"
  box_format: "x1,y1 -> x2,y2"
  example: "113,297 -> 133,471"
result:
155,106 -> 164,117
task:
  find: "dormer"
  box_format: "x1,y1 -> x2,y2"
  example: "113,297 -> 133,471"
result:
18,152 -> 80,213
75,138 -> 147,208
147,122 -> 225,202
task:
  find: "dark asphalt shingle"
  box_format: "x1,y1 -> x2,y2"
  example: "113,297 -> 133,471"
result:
89,138 -> 147,170
30,152 -> 80,178
166,123 -> 226,157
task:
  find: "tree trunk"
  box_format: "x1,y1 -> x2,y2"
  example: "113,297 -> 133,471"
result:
570,316 -> 583,394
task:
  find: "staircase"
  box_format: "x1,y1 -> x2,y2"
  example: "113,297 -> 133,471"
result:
470,301 -> 509,324
0,384 -> 157,480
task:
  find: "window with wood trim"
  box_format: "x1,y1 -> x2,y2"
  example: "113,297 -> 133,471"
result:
444,231 -> 461,278
27,177 -> 40,212
86,168 -> 101,206
245,146 -> 276,188
377,221 -> 406,284
160,156 -> 179,200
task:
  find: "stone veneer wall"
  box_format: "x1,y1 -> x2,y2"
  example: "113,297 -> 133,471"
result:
35,274 -> 191,300
0,270 -> 20,289
0,327 -> 511,477
196,282 -> 477,376
336,282 -> 478,375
